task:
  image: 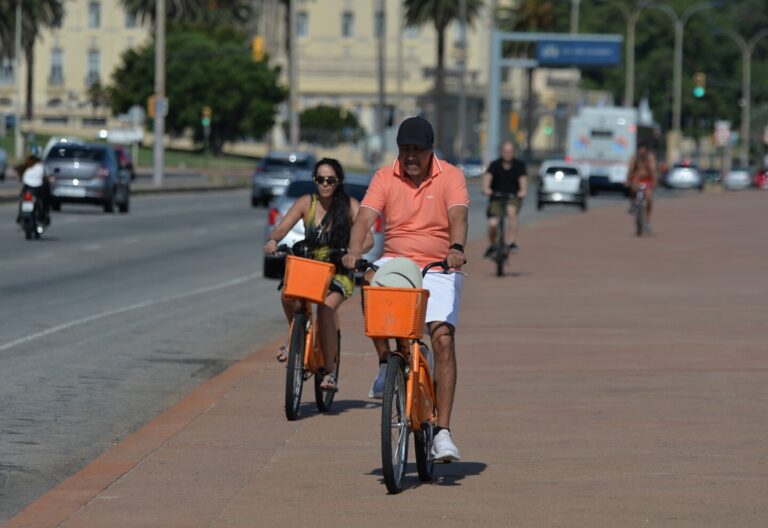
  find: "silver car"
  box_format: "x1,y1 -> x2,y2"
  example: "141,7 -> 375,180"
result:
263,173 -> 385,278
251,151 -> 317,207
537,160 -> 588,211
723,167 -> 752,190
664,162 -> 703,190
457,156 -> 485,179
45,143 -> 131,213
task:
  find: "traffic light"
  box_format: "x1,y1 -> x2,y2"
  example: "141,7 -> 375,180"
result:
508,111 -> 519,132
693,72 -> 706,98
543,116 -> 554,136
251,35 -> 264,62
201,106 -> 212,127
147,94 -> 156,118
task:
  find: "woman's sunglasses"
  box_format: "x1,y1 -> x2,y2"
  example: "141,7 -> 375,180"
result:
314,176 -> 339,186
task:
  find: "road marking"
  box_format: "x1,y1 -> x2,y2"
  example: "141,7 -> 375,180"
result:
84,244 -> 102,251
123,237 -> 141,244
0,273 -> 260,352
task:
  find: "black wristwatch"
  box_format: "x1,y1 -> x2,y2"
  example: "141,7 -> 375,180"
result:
449,243 -> 465,253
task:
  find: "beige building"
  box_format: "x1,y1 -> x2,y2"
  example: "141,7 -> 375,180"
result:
0,0 -> 151,137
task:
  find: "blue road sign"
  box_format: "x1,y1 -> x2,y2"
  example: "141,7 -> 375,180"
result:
537,40 -> 622,67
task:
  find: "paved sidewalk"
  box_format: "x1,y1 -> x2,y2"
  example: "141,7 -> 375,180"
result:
6,192 -> 768,527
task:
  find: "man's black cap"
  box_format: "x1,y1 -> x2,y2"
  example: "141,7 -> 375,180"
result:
396,117 -> 434,150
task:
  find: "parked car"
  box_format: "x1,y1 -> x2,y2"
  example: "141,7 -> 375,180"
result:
0,147 -> 6,180
262,173 -> 385,279
457,156 -> 485,179
112,144 -> 136,181
754,169 -> 768,190
251,151 -> 317,207
723,166 -> 752,190
664,161 -> 703,190
537,160 -> 588,211
45,143 -> 131,213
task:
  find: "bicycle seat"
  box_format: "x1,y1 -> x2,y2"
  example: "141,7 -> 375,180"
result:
371,257 -> 423,289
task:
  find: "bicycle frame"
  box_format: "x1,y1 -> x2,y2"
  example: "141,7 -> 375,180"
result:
287,300 -> 324,374
404,340 -> 437,432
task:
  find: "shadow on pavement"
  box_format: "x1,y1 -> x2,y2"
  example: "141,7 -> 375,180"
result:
294,398 -> 378,420
367,461 -> 488,490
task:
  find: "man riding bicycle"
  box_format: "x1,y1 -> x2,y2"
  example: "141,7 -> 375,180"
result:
343,116 -> 468,462
483,141 -> 527,257
626,143 -> 657,232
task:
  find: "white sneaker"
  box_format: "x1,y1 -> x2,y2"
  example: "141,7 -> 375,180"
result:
368,364 -> 387,399
431,429 -> 461,462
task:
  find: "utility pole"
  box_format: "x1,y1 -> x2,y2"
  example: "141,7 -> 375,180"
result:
288,0 -> 299,150
14,0 -> 23,160
153,0 -> 166,187
570,0 -> 581,34
484,0 -> 497,167
456,0 -> 467,160
375,0 -> 386,164
396,0 -> 403,125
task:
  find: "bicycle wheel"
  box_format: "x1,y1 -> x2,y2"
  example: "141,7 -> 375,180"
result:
635,199 -> 645,237
284,313 -> 306,421
314,330 -> 340,412
381,355 -> 409,494
495,215 -> 506,277
414,422 -> 435,482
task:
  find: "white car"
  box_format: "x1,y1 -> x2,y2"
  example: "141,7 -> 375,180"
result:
723,167 -> 752,190
537,160 -> 588,211
664,162 -> 702,190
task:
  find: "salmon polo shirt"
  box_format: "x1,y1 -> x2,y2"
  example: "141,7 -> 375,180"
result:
361,155 -> 470,268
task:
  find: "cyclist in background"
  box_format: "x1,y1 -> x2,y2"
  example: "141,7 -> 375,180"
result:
343,116 -> 468,462
264,158 -> 372,391
626,143 -> 657,232
482,141 -> 527,258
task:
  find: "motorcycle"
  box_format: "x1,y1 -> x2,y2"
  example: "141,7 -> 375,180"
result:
18,189 -> 46,240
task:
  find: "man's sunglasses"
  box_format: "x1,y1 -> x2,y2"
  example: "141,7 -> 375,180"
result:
314,176 -> 339,186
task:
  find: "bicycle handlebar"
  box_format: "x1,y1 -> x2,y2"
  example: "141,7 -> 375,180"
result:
276,242 -> 347,258
355,259 -> 467,278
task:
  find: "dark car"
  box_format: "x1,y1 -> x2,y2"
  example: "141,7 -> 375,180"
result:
251,151 -> 317,207
45,143 -> 131,213
112,144 -> 136,181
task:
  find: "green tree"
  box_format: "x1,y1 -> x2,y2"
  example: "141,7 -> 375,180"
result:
298,105 -> 365,146
0,0 -> 65,120
403,0 -> 484,153
120,0 -> 252,28
109,29 -> 286,153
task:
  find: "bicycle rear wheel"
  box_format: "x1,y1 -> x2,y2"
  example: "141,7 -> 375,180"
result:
284,313 -> 306,421
495,215 -> 506,276
314,330 -> 340,412
381,355 -> 409,493
635,199 -> 645,237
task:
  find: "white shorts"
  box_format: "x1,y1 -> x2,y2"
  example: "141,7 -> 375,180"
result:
373,258 -> 464,327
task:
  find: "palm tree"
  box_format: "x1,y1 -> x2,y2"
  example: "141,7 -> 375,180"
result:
120,0 -> 253,28
0,0 -> 65,120
403,0 -> 484,153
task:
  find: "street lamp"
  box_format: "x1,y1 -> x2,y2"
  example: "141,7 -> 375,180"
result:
595,0 -> 654,108
570,0 -> 582,34
14,0 -> 23,160
714,27 -> 768,167
644,1 -> 720,139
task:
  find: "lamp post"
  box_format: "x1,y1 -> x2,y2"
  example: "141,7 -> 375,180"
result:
14,0 -> 23,160
645,1 -> 718,136
288,0 -> 299,150
716,28 -> 768,167
456,0 -> 467,159
570,0 -> 581,34
153,0 -> 165,187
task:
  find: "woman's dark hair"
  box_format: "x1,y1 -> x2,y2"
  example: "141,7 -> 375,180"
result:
313,158 -> 351,249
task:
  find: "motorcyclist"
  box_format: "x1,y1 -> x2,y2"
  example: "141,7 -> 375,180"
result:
16,145 -> 51,226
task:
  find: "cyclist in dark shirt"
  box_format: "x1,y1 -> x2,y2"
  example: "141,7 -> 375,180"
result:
482,141 -> 528,257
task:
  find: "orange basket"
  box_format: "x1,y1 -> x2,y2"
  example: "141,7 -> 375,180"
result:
363,286 -> 430,339
283,255 -> 335,304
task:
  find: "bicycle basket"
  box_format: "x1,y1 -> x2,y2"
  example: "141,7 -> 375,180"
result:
363,286 -> 430,339
283,256 -> 335,304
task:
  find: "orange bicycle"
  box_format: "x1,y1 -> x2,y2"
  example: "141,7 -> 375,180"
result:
279,244 -> 345,421
357,259 -> 455,493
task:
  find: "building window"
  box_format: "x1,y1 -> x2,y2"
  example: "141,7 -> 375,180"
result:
125,10 -> 137,28
341,12 -> 354,38
50,48 -> 64,85
374,10 -> 385,39
88,2 -> 101,29
0,58 -> 13,85
297,11 -> 308,37
404,26 -> 419,39
86,49 -> 100,86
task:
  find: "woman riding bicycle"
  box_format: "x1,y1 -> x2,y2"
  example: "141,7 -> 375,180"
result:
626,143 -> 657,231
264,158 -> 372,391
